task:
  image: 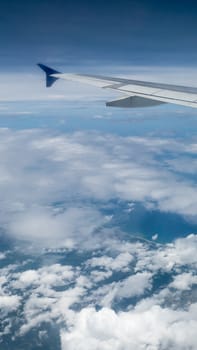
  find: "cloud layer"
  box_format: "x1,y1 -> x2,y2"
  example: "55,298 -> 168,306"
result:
1,233 -> 197,349
0,128 -> 196,249
0,128 -> 197,348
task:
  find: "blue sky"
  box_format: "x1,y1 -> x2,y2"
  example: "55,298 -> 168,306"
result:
1,0 -> 197,71
1,0 -> 197,108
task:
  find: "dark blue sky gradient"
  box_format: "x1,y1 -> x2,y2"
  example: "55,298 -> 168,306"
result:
1,0 -> 197,71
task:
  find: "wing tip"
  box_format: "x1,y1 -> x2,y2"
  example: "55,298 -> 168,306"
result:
37,63 -> 60,88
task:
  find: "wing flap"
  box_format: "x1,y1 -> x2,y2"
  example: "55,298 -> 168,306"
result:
106,96 -> 166,108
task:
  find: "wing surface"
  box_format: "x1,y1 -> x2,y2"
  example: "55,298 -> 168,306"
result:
38,64 -> 197,108
53,72 -> 197,108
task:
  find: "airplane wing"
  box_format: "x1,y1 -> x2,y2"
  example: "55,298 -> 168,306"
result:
38,63 -> 197,109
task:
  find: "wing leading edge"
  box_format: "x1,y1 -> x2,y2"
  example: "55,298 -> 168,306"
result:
38,63 -> 197,109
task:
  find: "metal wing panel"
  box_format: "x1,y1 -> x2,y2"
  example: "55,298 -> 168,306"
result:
76,74 -> 197,94
51,72 -> 197,108
118,86 -> 197,105
152,90 -> 197,102
117,84 -> 163,95
52,73 -> 118,88
122,92 -> 197,108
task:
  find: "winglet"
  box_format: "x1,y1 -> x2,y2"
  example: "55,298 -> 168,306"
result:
37,63 -> 61,87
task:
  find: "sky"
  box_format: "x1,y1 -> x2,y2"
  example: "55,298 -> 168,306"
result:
1,1 -> 197,349
1,0 -> 197,72
1,0 -> 197,105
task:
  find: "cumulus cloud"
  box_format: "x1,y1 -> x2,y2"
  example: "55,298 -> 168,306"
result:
170,272 -> 197,290
135,234 -> 197,274
13,264 -> 74,289
60,304 -> 197,350
0,233 -> 196,342
115,271 -> 152,298
0,295 -> 21,316
87,252 -> 133,272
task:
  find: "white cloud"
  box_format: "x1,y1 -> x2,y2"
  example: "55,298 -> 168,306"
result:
0,90 -> 197,348
0,252 -> 6,260
87,252 -> 133,272
170,272 -> 197,290
90,270 -> 113,283
8,207 -> 106,249
135,234 -> 197,274
0,128 -> 196,250
0,72 -> 114,102
0,295 -> 21,316
14,264 -> 74,289
152,234 -> 158,241
115,271 -> 152,298
0,232 -> 197,347
60,304 -> 197,350
92,271 -> 152,308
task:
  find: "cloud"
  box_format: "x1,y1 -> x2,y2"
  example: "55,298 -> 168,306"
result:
8,207 -> 107,249
0,252 -> 6,260
87,252 -> 133,272
0,295 -> 21,316
135,234 -> 197,274
0,127 -> 197,345
28,131 -> 197,217
170,272 -> 197,291
60,304 -> 197,350
0,232 -> 197,348
0,72 -> 114,102
0,128 -> 196,249
13,264 -> 74,289
1,68 -> 197,348
115,271 -> 152,298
